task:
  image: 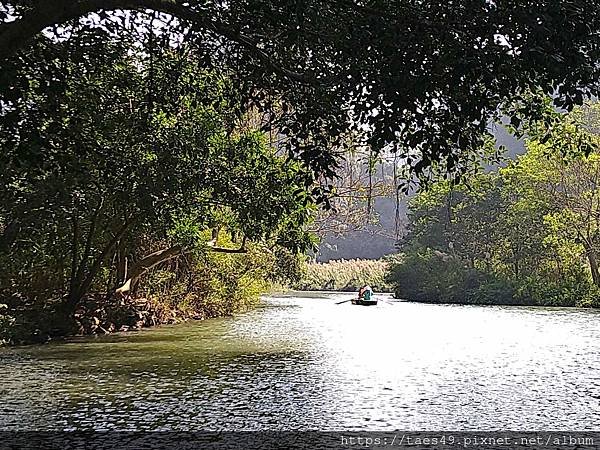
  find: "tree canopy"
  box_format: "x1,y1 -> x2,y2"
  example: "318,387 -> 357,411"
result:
387,102 -> 600,307
0,30 -> 314,341
2,1 -> 600,182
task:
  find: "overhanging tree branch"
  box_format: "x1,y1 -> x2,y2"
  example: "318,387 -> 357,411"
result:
0,0 -> 310,82
115,237 -> 247,296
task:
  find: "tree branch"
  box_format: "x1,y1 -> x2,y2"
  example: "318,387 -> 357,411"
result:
115,238 -> 247,296
0,0 -> 311,82
115,243 -> 184,296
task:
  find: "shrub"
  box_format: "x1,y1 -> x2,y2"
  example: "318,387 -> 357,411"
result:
578,283 -> 600,308
386,249 -> 488,303
386,248 -> 598,307
512,267 -> 593,307
139,241 -> 291,318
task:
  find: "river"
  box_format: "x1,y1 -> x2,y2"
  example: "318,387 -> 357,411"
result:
0,291 -> 599,430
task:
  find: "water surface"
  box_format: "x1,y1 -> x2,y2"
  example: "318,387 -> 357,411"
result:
1,292 -> 599,430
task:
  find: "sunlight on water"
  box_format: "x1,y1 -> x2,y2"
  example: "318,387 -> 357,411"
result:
1,292 -> 599,430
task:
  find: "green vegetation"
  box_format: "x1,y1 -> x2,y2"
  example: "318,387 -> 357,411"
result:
298,259 -> 392,292
3,2 -> 600,182
0,32 -> 311,344
387,103 -> 600,307
2,3 -> 600,343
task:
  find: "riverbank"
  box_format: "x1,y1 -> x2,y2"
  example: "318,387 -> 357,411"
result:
1,242 -> 303,346
0,288 -> 272,346
0,296 -> 193,346
387,251 -> 600,308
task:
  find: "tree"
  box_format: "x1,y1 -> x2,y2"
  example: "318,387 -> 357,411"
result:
0,30 -> 315,328
503,102 -> 600,286
388,103 -> 600,307
311,143 -> 399,236
1,1 -> 599,181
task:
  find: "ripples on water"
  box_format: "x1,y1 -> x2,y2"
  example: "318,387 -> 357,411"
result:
0,292 -> 599,430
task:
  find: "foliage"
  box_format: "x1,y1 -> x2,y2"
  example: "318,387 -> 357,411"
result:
3,2 -> 600,341
386,249 -> 513,305
387,103 -> 600,308
0,303 -> 14,345
1,1 -> 599,184
0,31 -> 316,342
141,238 -> 287,318
298,258 -> 392,292
388,249 -> 596,307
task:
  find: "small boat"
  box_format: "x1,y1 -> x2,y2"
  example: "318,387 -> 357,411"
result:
351,298 -> 378,306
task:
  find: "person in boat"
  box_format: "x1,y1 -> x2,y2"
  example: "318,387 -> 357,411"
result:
358,284 -> 374,302
362,284 -> 374,302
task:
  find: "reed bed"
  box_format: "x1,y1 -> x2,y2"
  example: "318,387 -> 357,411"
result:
297,259 -> 392,292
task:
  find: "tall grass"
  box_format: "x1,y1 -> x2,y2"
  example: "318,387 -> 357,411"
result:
297,259 -> 392,292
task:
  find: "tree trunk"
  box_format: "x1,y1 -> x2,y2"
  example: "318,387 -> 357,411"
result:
116,244 -> 184,296
116,240 -> 128,284
78,220 -> 134,300
580,238 -> 600,287
63,218 -> 134,310
68,212 -> 80,304
587,249 -> 600,287
115,240 -> 248,296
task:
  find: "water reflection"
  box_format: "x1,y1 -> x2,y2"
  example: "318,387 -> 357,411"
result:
1,292 -> 599,430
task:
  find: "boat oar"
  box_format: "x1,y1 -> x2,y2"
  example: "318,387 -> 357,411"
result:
335,299 -> 354,305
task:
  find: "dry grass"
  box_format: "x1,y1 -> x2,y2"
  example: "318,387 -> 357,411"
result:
297,258 -> 392,292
